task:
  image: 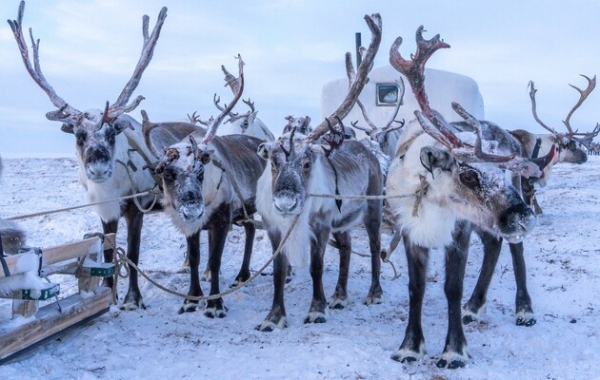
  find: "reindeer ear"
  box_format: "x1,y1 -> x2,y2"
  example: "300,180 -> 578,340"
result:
247,111 -> 258,123
112,117 -> 134,134
257,142 -> 271,160
420,146 -> 454,173
61,123 -> 75,134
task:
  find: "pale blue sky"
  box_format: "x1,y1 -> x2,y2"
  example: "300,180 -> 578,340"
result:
1,0 -> 599,157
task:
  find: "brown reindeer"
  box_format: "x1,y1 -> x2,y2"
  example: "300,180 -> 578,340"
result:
145,56 -> 267,317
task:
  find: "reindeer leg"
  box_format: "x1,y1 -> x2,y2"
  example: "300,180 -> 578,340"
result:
364,199 -> 383,305
204,204 -> 231,319
178,231 -> 203,314
231,220 -> 255,287
330,231 -> 350,310
438,221 -> 471,369
101,219 -> 118,293
392,232 -> 428,363
257,229 -> 288,331
509,242 -> 536,326
120,201 -> 145,310
201,229 -> 212,281
463,228 -> 503,324
304,226 -> 329,324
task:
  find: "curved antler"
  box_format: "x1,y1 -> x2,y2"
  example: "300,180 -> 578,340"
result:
528,81 -> 558,134
564,74 -> 597,135
109,6 -> 168,118
389,26 -> 461,150
200,55 -> 245,148
8,1 -> 81,120
306,13 -> 382,143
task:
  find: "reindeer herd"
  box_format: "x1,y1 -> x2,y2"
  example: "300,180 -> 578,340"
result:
3,1 -> 600,370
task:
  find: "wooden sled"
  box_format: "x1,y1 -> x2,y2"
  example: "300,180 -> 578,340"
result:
0,233 -> 116,363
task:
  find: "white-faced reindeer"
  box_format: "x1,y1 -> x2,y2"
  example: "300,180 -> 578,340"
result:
385,26 -> 556,368
8,1 -> 167,310
145,57 -> 267,318
255,13 -> 383,331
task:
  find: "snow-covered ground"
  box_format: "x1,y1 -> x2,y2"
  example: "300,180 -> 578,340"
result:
0,155 -> 599,380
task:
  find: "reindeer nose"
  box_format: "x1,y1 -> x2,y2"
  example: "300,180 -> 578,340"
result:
273,195 -> 298,214
499,204 -> 536,242
181,191 -> 199,203
86,164 -> 112,182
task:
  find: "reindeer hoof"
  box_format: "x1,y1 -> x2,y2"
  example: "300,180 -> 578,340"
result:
204,306 -> 226,319
120,293 -> 145,311
437,349 -> 469,369
391,346 -> 426,363
304,311 -> 327,324
329,298 -> 348,310
256,318 -> 287,332
178,302 -> 199,314
120,301 -> 145,311
516,311 -> 536,327
364,294 -> 383,305
462,314 -> 478,325
436,358 -> 466,369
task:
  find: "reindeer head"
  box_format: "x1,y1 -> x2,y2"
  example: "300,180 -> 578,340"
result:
8,1 -> 167,183
283,115 -> 313,135
151,56 -> 245,225
528,76 -> 600,164
154,133 -> 213,223
388,26 -> 557,245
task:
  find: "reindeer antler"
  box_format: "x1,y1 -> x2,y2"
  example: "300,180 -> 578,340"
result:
389,26 -> 462,150
8,1 -> 167,124
305,13 -> 382,143
200,54 -> 245,148
350,44 -> 406,138
8,1 -> 80,121
392,26 -> 555,176
109,7 -> 168,118
529,75 -> 600,146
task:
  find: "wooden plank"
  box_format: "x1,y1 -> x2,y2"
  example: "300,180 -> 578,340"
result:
0,252 -> 40,280
0,233 -> 116,280
0,286 -> 112,362
42,236 -> 103,266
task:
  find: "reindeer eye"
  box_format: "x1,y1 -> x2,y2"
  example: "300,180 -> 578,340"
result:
303,161 -> 311,172
105,127 -> 116,145
163,168 -> 176,182
75,130 -> 87,146
459,170 -> 479,189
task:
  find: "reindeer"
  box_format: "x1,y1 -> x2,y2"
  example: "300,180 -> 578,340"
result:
145,56 -> 267,317
283,115 -> 313,135
510,77 -> 600,213
513,76 -> 600,165
460,76 -> 599,330
8,1 -> 168,310
350,75 -> 406,159
254,13 -> 383,331
385,26 -> 556,368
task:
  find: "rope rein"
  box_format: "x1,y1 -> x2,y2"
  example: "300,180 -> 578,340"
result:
113,213 -> 302,302
5,189 -> 161,221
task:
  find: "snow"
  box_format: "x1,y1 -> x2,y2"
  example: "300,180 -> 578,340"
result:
1,155 -> 600,379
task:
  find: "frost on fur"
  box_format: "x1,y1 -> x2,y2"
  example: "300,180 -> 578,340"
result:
0,218 -> 26,254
